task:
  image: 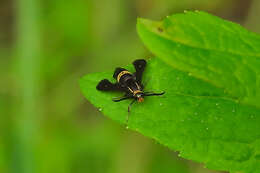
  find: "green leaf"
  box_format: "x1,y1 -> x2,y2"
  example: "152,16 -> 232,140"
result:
137,11 -> 260,109
80,11 -> 260,173
80,58 -> 260,173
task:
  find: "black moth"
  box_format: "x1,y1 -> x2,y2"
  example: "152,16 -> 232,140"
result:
96,59 -> 165,123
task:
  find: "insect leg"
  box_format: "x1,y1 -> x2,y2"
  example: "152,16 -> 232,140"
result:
112,95 -> 132,102
126,99 -> 136,124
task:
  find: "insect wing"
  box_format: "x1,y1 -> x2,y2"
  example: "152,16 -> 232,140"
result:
133,59 -> 146,83
96,79 -> 121,91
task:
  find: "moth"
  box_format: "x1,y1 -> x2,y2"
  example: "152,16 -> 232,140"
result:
96,59 -> 165,123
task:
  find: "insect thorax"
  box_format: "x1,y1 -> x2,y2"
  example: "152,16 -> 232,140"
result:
121,76 -> 142,94
114,67 -> 143,95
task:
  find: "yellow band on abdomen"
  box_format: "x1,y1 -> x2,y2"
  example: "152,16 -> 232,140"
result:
117,71 -> 131,82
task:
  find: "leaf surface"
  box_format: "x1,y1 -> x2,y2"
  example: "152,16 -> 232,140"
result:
137,11 -> 260,109
80,11 -> 260,173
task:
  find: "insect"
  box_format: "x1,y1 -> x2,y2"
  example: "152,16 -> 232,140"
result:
96,59 -> 165,124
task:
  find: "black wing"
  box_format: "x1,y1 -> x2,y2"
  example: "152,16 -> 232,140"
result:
133,59 -> 146,84
96,79 -> 122,91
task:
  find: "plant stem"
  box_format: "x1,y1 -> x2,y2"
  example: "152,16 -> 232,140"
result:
14,0 -> 41,172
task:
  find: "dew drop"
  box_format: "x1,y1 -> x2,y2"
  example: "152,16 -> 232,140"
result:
216,103 -> 219,106
188,72 -> 192,76
98,107 -> 102,111
194,112 -> 198,115
206,127 -> 209,130
250,115 -> 254,119
184,10 -> 188,13
159,103 -> 163,106
232,109 -> 235,113
195,10 -> 199,13
126,126 -> 129,129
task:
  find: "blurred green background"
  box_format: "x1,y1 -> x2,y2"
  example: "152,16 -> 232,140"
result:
0,0 -> 260,173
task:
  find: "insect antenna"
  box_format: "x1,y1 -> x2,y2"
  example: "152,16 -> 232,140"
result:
143,91 -> 165,97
